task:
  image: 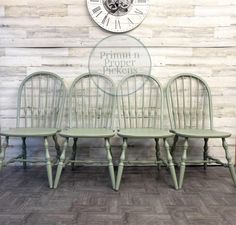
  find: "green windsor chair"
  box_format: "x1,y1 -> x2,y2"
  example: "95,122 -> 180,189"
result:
0,71 -> 66,188
166,73 -> 236,188
115,74 -> 178,191
54,73 -> 116,189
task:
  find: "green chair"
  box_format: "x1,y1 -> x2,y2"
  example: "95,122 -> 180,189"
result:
115,74 -> 178,191
54,73 -> 116,189
166,73 -> 236,188
0,72 -> 66,188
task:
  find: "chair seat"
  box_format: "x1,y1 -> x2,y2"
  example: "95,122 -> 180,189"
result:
59,128 -> 115,138
0,128 -> 59,137
117,128 -> 174,138
171,129 -> 231,138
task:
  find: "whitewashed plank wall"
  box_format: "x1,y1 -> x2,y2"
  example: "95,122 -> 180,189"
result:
0,0 -> 235,163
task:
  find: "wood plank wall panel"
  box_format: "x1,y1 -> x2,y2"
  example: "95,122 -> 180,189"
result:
0,0 -> 235,162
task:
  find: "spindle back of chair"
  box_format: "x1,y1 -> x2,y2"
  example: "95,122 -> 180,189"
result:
166,73 -> 213,130
68,73 -> 115,129
16,71 -> 66,129
117,74 -> 163,129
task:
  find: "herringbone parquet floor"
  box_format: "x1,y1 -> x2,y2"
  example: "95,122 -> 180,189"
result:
0,166 -> 235,225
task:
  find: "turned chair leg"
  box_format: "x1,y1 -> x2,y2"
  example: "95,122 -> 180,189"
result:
22,137 -> 27,169
115,138 -> 127,191
179,137 -> 188,189
0,136 -> 8,171
44,137 -> 53,188
155,138 -> 161,170
105,138 -> 116,190
203,138 -> 209,170
222,138 -> 236,186
54,138 -> 68,188
164,138 -> 178,190
71,138 -> 78,171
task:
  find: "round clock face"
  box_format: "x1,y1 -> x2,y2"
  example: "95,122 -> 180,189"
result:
87,0 -> 149,33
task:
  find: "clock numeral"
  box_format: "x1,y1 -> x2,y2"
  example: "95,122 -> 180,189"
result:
106,18 -> 110,26
92,6 -> 101,14
118,20 -> 121,29
115,19 -> 121,30
135,8 -> 143,15
102,14 -> 108,24
137,0 -> 147,3
96,11 -> 102,17
128,18 -> 134,24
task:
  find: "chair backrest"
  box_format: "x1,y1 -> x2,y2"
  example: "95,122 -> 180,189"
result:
68,73 -> 115,129
165,73 -> 213,130
17,72 -> 66,129
117,74 -> 163,129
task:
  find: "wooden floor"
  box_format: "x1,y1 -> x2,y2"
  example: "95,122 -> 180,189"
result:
0,166 -> 235,225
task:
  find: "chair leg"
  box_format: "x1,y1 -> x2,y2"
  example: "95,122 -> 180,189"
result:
71,138 -> 78,171
203,138 -> 209,170
164,138 -> 178,190
155,138 -> 161,170
0,136 -> 8,171
22,137 -> 27,169
179,137 -> 188,189
105,138 -> 116,189
115,138 -> 127,191
44,137 -> 53,188
53,134 -> 61,161
54,138 -> 68,188
222,138 -> 236,186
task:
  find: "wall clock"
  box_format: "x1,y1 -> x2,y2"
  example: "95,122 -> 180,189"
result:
87,0 -> 150,33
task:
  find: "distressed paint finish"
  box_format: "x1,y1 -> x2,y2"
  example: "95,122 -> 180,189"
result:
0,72 -> 67,188
166,73 -> 236,188
115,74 -> 178,190
54,74 -> 116,189
0,0 -> 235,163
